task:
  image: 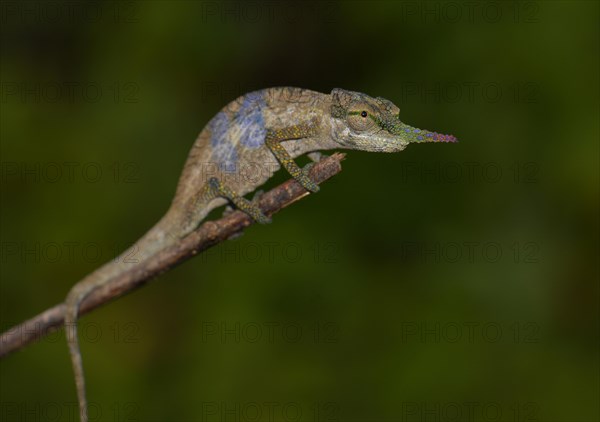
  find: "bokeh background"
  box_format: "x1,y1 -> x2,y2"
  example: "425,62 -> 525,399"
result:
1,1 -> 598,421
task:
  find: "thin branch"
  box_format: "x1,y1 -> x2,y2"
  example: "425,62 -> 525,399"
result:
0,153 -> 345,358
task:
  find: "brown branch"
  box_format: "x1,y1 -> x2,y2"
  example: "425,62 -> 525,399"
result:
0,153 -> 345,358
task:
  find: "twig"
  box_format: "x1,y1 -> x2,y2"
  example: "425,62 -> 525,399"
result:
0,153 -> 345,358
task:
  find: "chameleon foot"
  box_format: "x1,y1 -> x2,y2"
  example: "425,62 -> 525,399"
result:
222,190 -> 264,217
265,121 -> 321,193
222,189 -> 269,239
297,163 -> 320,193
208,178 -> 271,224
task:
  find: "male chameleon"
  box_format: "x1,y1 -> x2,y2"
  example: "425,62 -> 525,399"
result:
64,87 -> 457,421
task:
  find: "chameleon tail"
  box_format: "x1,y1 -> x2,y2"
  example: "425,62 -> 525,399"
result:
65,286 -> 91,422
63,210 -> 184,422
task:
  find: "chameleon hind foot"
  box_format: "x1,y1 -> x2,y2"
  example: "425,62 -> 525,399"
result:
221,190 -> 264,218
208,178 -> 272,224
221,190 -> 268,239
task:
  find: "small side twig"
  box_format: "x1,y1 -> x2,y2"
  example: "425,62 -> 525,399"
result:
0,153 -> 345,358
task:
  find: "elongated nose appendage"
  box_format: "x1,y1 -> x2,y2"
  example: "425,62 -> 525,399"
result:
401,123 -> 458,143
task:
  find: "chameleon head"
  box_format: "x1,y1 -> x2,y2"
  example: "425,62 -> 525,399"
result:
329,88 -> 457,152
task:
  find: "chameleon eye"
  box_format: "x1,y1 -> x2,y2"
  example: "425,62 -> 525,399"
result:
348,108 -> 376,132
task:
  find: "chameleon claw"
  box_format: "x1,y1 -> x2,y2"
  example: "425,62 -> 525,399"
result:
299,179 -> 320,193
224,203 -> 271,226
250,190 -> 271,224
305,181 -> 320,193
299,163 -> 320,192
209,177 -> 271,224
252,211 -> 272,224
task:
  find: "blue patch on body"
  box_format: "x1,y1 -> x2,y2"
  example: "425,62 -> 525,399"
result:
236,91 -> 266,149
209,111 -> 230,147
207,90 -> 267,174
208,112 -> 238,173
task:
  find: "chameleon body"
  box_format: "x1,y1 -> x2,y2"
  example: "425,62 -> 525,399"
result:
64,87 -> 457,421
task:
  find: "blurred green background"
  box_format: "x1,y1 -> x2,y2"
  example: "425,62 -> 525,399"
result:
1,1 -> 598,421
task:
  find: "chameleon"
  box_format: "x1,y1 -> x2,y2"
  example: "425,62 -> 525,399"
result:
64,87 -> 457,421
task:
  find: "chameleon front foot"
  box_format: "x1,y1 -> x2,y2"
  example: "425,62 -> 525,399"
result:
208,178 -> 272,224
265,123 -> 321,193
297,163 -> 320,193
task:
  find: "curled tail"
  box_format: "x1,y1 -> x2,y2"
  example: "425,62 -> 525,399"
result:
65,284 -> 92,422
64,210 -> 183,422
